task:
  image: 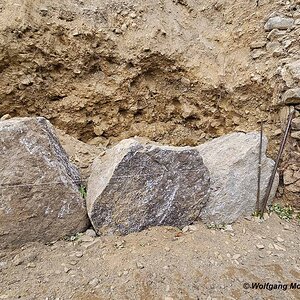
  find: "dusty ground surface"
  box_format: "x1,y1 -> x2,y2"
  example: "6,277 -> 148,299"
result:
0,214 -> 299,300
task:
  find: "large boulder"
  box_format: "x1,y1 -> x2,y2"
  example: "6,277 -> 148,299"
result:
0,117 -> 89,249
87,138 -> 210,235
197,132 -> 279,225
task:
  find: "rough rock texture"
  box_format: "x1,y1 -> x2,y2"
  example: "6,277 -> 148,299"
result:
264,16 -> 294,31
292,117 -> 300,130
281,88 -> 300,105
87,138 -> 210,235
55,129 -> 105,181
281,60 -> 300,87
0,117 -> 89,249
197,132 -> 279,225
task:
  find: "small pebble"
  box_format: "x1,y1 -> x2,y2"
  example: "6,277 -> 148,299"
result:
27,262 -> 36,268
75,251 -> 83,258
89,278 -> 99,287
182,226 -> 189,233
136,262 -> 144,269
274,244 -> 286,251
85,229 -> 96,237
224,225 -> 233,231
188,225 -> 198,231
232,254 -> 241,260
256,244 -> 265,250
0,114 -> 11,121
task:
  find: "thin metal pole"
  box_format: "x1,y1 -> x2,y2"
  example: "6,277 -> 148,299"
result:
261,110 -> 294,216
256,121 -> 263,213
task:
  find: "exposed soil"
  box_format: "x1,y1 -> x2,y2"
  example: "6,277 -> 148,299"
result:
0,0 -> 286,148
0,214 -> 299,300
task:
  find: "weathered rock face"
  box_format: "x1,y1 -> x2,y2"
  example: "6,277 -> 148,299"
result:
264,16 -> 294,31
0,117 -> 89,249
197,132 -> 278,225
87,138 -> 210,235
281,60 -> 300,88
281,88 -> 300,105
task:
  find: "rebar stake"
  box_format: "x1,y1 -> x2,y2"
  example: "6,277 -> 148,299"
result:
256,121 -> 263,213
260,110 -> 294,216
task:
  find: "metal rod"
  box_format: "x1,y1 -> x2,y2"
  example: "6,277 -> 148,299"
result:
260,110 -> 294,216
256,121 -> 263,213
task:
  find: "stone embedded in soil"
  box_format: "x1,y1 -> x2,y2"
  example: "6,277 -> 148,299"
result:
281,88 -> 300,105
256,244 -> 265,250
292,117 -> 300,130
197,132 -> 279,225
291,131 -> 300,140
0,117 -> 89,250
281,60 -> 300,87
264,16 -> 294,31
85,229 -> 97,237
87,138 -> 210,235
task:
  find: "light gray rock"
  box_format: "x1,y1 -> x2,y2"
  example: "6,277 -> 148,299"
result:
0,117 -> 89,249
292,117 -> 300,130
267,29 -> 287,40
291,131 -> 300,140
281,88 -> 300,105
251,49 -> 265,59
266,41 -> 283,57
85,228 -> 97,237
197,132 -> 278,225
87,138 -> 210,235
264,16 -> 294,31
249,41 -> 266,49
281,60 -> 300,87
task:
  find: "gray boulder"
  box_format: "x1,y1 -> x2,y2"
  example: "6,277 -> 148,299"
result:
87,138 -> 210,235
197,132 -> 278,225
0,117 -> 89,249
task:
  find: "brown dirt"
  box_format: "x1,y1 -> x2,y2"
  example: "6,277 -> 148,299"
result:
0,0 -> 285,149
0,214 -> 299,300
